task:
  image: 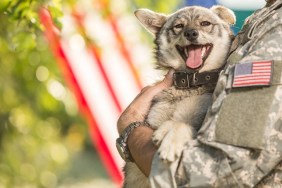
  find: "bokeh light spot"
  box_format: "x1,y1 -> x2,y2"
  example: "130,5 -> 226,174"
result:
40,171 -> 57,188
47,80 -> 66,100
9,108 -> 30,134
50,144 -> 69,164
36,66 -> 49,82
69,34 -> 85,51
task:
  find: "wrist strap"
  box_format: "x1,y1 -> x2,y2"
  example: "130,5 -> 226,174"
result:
117,121 -> 150,162
122,121 -> 150,143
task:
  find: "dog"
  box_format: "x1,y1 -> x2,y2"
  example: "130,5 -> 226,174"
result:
123,5 -> 236,188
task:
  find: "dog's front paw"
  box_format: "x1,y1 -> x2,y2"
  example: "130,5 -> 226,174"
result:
152,121 -> 172,146
158,131 -> 186,162
152,132 -> 162,146
157,122 -> 192,162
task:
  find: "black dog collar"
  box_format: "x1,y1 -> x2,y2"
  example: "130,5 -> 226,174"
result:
173,70 -> 222,89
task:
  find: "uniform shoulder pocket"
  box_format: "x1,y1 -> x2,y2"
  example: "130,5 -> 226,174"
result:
214,60 -> 282,149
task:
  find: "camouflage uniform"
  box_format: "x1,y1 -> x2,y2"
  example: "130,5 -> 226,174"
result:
149,0 -> 282,187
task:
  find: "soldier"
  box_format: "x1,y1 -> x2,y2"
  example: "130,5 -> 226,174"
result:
117,0 -> 282,187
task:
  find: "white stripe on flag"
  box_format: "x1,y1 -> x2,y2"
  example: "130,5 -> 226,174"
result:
61,40 -> 124,169
83,13 -> 142,109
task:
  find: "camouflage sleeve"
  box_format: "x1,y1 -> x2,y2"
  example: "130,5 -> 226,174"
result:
240,21 -> 282,62
149,9 -> 282,188
229,19 -> 282,188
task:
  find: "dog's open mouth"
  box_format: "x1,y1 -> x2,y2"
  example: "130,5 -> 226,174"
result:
176,44 -> 213,69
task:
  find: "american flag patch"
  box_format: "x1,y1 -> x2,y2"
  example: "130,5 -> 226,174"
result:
232,60 -> 273,88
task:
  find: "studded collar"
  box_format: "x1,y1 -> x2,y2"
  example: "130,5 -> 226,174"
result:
173,69 -> 223,89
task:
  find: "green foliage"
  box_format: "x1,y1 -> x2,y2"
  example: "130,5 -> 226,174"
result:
0,0 -> 63,31
0,0 -> 87,187
0,0 -> 182,187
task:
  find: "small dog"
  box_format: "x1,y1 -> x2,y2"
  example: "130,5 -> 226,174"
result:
123,5 -> 236,188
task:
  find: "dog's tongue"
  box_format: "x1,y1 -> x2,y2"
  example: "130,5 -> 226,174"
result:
186,46 -> 202,69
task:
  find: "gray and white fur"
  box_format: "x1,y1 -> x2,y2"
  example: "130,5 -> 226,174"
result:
123,5 -> 236,188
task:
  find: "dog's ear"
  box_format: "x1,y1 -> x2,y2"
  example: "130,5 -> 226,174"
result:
210,5 -> 236,25
134,9 -> 167,35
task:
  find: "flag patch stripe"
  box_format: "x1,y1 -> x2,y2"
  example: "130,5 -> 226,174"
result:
234,77 -> 271,81
232,60 -> 273,88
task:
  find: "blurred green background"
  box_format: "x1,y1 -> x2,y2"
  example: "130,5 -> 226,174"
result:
0,0 -> 181,187
0,0 -> 101,187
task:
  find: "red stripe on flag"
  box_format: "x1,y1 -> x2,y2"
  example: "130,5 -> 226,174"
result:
236,74 -> 271,80
72,10 -> 123,113
94,0 -> 143,90
39,8 -> 123,186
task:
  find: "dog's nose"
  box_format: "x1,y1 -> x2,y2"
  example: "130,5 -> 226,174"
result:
184,29 -> 199,41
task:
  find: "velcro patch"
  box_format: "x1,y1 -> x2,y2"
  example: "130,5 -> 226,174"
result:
232,60 -> 273,88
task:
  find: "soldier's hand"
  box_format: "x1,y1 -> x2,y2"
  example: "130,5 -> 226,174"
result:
117,69 -> 174,134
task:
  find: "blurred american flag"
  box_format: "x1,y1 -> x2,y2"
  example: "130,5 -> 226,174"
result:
39,0 -> 157,186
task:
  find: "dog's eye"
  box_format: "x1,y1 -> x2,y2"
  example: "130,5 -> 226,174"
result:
174,24 -> 184,29
200,21 -> 211,26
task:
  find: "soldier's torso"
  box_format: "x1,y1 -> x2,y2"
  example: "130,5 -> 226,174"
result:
196,1 -> 282,187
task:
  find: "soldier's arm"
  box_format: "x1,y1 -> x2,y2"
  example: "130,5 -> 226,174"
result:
117,69 -> 174,176
127,126 -> 156,176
